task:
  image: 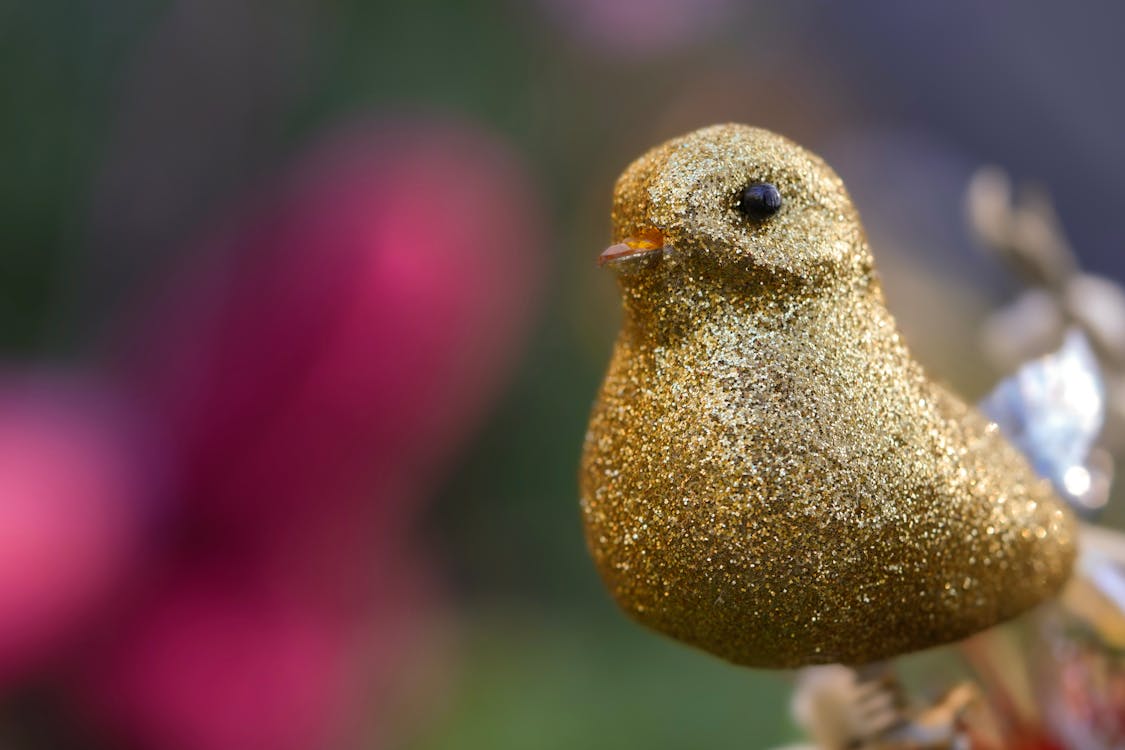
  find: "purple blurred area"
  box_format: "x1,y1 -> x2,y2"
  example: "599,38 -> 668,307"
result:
1,1 -> 1123,748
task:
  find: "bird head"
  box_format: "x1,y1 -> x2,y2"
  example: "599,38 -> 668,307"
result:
602,124 -> 874,293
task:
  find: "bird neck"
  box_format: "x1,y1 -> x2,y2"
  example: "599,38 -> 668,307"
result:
618,266 -> 877,349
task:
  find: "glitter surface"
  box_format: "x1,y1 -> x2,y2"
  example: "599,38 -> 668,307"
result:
579,124 -> 1077,668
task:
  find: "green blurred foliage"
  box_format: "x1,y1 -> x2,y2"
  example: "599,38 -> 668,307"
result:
415,613 -> 795,749
0,1 -> 167,352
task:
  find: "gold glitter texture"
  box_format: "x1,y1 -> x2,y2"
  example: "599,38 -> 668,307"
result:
579,124 -> 1076,668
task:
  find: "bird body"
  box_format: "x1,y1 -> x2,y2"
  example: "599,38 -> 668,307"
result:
580,124 -> 1076,668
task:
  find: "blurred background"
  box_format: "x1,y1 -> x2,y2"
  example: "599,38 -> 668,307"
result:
2,2 -> 1125,748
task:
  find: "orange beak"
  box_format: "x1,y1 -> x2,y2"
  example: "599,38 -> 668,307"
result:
598,228 -> 665,267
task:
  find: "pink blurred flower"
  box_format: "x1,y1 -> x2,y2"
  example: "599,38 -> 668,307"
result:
120,119 -> 543,537
0,375 -> 152,684
74,558 -> 439,750
82,574 -> 355,750
65,118 -> 545,749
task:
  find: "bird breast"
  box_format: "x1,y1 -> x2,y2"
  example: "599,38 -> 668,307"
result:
580,287 -> 1076,668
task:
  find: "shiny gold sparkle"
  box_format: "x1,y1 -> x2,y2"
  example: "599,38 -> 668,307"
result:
579,124 -> 1076,669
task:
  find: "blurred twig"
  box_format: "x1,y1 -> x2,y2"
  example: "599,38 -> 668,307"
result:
789,664 -> 975,750
968,166 -> 1125,511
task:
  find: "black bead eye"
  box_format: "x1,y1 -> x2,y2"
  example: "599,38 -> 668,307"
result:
737,182 -> 782,218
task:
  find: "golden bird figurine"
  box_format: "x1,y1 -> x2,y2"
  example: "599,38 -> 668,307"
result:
580,124 -> 1076,668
